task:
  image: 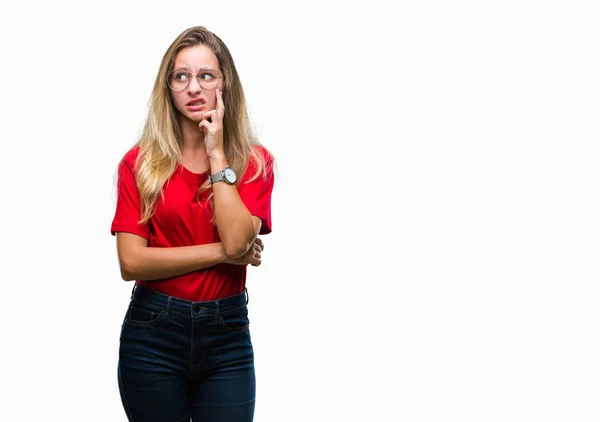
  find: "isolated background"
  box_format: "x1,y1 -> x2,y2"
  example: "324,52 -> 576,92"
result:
1,1 -> 599,421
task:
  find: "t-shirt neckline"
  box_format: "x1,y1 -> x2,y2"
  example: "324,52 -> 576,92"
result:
177,163 -> 209,185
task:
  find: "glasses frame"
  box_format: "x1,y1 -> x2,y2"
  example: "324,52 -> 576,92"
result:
167,67 -> 223,92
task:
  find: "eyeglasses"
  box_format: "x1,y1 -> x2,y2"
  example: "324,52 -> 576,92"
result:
167,68 -> 222,91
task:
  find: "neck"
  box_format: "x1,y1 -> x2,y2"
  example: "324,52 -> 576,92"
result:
180,117 -> 205,151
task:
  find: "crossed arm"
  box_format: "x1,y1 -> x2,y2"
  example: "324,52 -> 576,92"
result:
115,153 -> 266,282
116,215 -> 263,282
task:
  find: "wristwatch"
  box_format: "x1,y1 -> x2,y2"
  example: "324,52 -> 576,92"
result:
209,167 -> 237,185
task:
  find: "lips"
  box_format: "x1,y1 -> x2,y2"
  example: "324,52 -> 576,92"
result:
186,98 -> 206,106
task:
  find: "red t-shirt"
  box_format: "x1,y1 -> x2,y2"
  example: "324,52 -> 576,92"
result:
111,145 -> 274,301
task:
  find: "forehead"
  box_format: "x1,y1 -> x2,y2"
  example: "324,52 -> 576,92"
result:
173,44 -> 220,70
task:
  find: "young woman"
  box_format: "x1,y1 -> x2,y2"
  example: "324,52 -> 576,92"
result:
110,26 -> 274,422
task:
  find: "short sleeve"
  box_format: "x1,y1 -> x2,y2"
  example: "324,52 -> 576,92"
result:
238,151 -> 275,235
110,156 -> 150,239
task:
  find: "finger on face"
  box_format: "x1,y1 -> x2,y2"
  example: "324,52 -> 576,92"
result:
216,88 -> 225,114
198,120 -> 209,133
201,110 -> 216,122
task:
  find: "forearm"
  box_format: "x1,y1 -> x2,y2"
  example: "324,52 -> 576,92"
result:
209,153 -> 256,257
122,242 -> 227,281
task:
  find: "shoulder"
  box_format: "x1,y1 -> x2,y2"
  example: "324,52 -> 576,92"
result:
249,144 -> 274,169
120,145 -> 141,169
239,145 -> 274,185
252,144 -> 273,160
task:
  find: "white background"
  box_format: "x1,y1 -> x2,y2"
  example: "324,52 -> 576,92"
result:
1,1 -> 599,421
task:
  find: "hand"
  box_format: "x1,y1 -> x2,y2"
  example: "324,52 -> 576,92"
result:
225,238 -> 264,267
198,88 -> 225,157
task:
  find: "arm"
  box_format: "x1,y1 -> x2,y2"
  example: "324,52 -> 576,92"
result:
209,153 -> 261,258
199,89 -> 273,257
116,232 -> 263,281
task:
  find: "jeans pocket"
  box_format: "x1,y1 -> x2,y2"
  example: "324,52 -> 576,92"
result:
125,301 -> 166,326
217,305 -> 250,331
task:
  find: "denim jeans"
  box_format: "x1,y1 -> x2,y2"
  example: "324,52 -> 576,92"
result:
118,283 -> 255,422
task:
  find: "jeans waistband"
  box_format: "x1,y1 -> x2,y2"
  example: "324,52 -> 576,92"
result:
130,283 -> 248,315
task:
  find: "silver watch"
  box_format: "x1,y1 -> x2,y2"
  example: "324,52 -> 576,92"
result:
209,167 -> 236,185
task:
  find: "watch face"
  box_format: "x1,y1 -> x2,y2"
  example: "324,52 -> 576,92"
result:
224,168 -> 236,184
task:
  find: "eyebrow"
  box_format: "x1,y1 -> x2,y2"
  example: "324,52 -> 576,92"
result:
172,66 -> 216,71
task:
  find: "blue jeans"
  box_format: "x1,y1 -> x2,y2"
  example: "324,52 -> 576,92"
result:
118,283 -> 255,422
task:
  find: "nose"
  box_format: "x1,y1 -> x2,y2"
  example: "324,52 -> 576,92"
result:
187,74 -> 202,94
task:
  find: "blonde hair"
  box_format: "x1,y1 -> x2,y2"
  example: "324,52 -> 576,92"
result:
119,26 -> 271,224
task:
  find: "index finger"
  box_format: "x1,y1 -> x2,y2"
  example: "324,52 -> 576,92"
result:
216,88 -> 225,116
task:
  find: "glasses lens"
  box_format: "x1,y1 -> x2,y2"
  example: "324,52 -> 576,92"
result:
168,70 -> 189,91
198,69 -> 220,89
167,69 -> 221,91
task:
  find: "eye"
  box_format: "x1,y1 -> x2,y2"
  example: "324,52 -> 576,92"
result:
172,71 -> 189,82
200,71 -> 217,81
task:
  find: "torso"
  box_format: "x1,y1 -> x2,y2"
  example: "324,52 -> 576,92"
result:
112,144 -> 272,302
180,148 -> 210,174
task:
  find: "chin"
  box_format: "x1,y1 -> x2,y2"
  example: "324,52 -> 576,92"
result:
181,111 -> 205,123
189,114 -> 205,123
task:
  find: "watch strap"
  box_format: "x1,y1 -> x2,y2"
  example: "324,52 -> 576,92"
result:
209,170 -> 224,184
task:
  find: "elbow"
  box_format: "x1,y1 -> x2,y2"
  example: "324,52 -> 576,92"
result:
224,241 -> 251,259
223,232 -> 255,259
120,269 -> 135,282
222,218 -> 258,258
115,232 -> 148,281
119,257 -> 137,282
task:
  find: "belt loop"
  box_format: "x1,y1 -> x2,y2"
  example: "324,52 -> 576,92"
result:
130,283 -> 136,299
167,296 -> 172,316
245,288 -> 249,305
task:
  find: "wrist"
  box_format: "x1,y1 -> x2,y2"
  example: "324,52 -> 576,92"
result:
209,158 -> 228,174
207,148 -> 226,162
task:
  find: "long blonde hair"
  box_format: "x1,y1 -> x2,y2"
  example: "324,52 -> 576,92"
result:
121,26 -> 271,224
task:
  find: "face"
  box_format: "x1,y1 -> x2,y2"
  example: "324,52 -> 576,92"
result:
169,44 -> 223,123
